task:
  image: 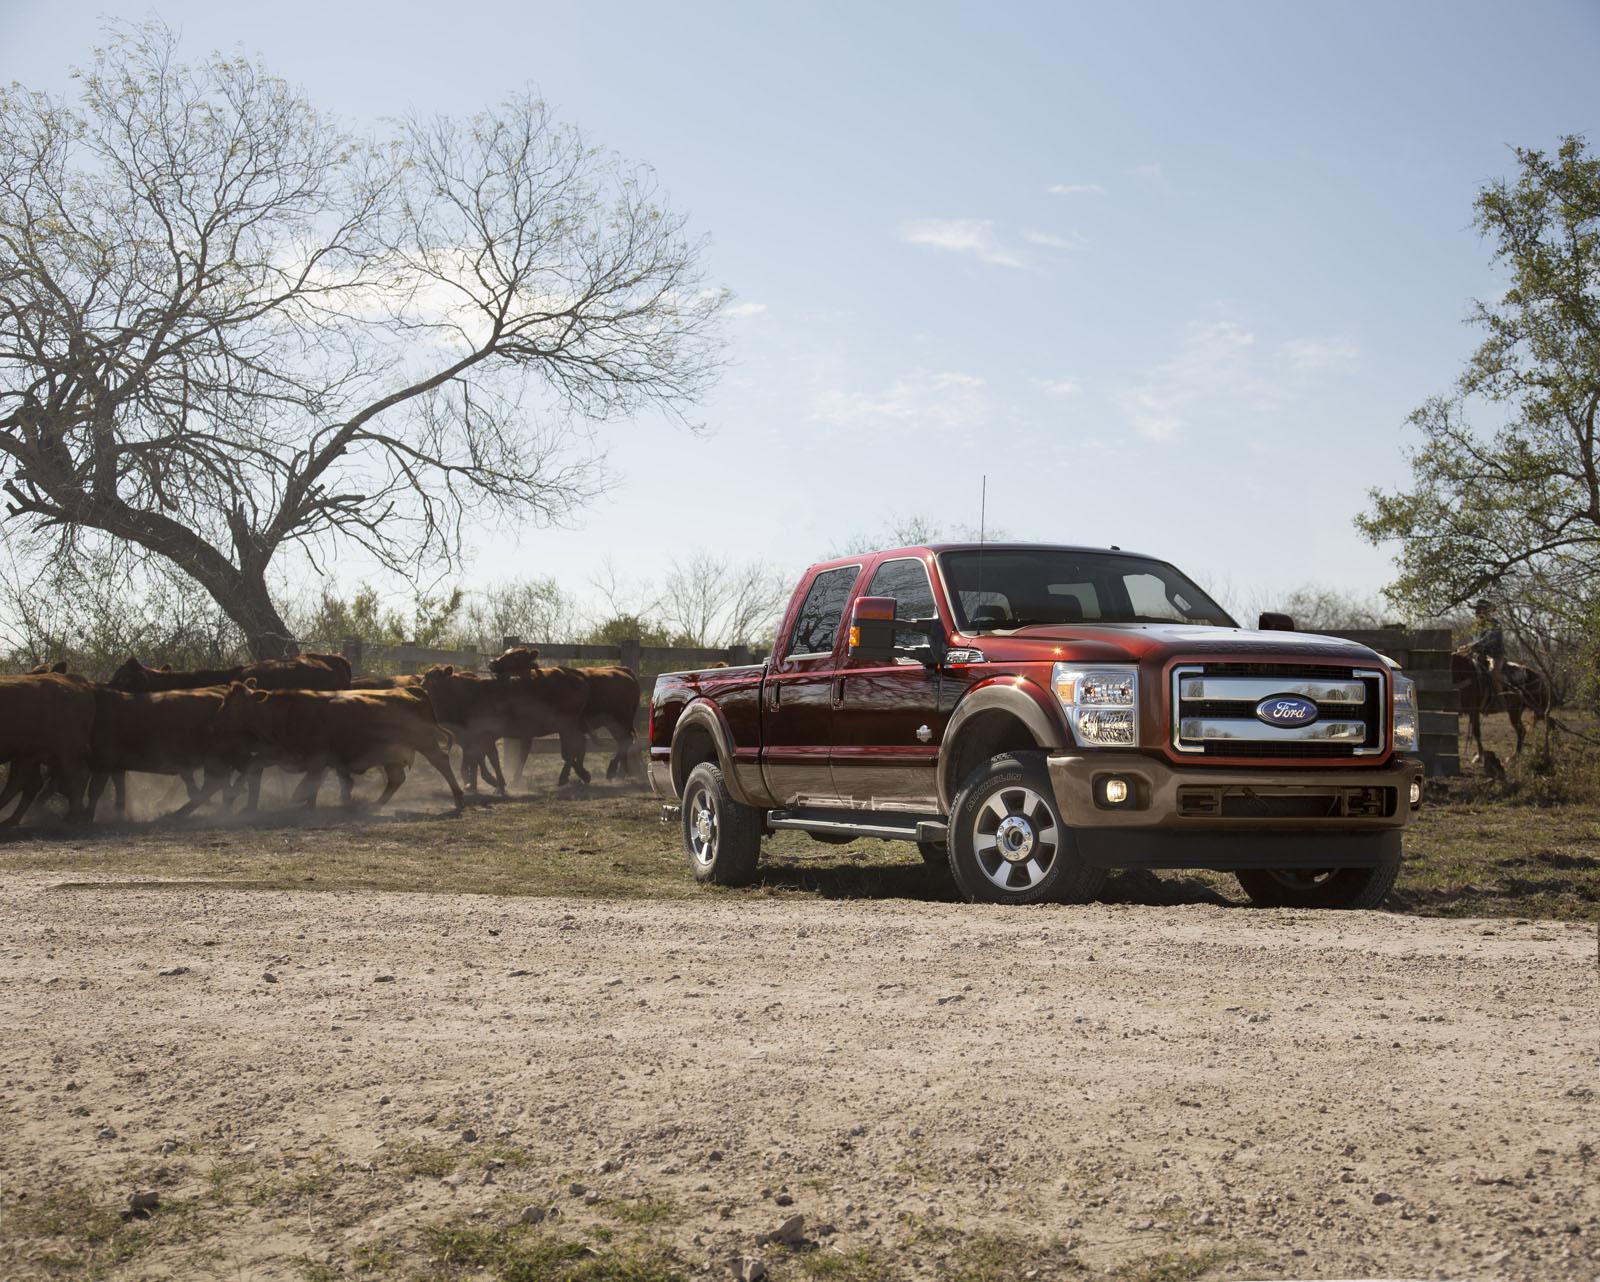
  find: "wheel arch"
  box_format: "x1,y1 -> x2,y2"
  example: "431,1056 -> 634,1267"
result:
670,700 -> 760,807
938,679 -> 1072,812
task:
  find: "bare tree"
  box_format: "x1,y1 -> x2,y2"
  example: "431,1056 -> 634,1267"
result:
655,554 -> 789,648
463,577 -> 580,649
0,23 -> 723,656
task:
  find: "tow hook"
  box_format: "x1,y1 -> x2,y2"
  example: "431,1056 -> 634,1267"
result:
659,803 -> 682,826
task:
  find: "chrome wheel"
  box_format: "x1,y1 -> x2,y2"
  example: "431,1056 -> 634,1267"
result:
687,785 -> 718,869
972,784 -> 1058,893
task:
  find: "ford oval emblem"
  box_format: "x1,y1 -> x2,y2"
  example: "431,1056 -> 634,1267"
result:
1255,694 -> 1319,727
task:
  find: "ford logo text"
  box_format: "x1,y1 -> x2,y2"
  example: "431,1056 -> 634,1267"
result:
1255,694 -> 1320,727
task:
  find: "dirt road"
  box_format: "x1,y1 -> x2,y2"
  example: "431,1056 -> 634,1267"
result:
2,874 -> 1596,1280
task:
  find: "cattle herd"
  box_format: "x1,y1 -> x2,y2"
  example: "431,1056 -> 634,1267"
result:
0,647 -> 639,826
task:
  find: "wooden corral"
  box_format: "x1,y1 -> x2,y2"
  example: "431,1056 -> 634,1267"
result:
1321,627 -> 1460,777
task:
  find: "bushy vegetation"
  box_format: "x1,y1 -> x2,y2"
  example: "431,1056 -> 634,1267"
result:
0,551 -> 788,678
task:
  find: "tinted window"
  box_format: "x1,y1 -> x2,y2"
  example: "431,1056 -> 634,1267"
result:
786,566 -> 858,656
938,550 -> 1233,630
866,558 -> 938,647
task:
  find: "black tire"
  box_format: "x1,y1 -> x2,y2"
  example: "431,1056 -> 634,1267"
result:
917,840 -> 947,867
947,752 -> 1105,906
1235,847 -> 1402,910
681,762 -> 762,887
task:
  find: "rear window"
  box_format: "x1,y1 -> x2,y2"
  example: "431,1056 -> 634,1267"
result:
786,566 -> 859,656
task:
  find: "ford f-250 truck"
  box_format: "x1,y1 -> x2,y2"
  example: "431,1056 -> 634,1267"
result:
649,544 -> 1423,908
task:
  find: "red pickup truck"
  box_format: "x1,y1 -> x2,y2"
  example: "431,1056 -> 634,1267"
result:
649,544 -> 1423,908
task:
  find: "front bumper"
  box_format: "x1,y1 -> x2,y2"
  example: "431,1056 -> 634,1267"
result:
1046,753 -> 1423,871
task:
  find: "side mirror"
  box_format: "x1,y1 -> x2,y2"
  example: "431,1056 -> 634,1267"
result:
1258,611 -> 1297,632
848,596 -> 899,663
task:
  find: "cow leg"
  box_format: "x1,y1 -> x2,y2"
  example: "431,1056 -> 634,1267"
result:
376,762 -> 407,807
558,724 -> 591,786
87,771 -> 112,819
244,763 -> 265,813
56,765 -> 91,824
509,737 -> 531,785
484,741 -> 508,796
1510,707 -> 1526,756
172,768 -> 226,818
293,769 -> 324,809
337,766 -> 356,808
0,763 -> 45,827
0,764 -> 26,823
417,739 -> 465,810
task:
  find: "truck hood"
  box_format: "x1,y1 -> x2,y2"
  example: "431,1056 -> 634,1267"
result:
968,623 -> 1394,667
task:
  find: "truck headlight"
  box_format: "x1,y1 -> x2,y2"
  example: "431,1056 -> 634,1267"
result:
1053,663 -> 1139,748
1392,674 -> 1418,753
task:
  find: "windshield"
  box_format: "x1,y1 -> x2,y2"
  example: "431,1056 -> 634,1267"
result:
938,549 -> 1236,631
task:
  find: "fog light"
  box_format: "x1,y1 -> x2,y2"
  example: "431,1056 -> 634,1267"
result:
1103,778 -> 1130,805
1409,779 -> 1422,807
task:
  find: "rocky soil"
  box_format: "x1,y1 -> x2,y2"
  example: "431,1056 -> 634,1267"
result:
1,873 -> 1596,1280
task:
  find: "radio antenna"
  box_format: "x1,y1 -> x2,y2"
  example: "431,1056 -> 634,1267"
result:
974,474 -> 988,624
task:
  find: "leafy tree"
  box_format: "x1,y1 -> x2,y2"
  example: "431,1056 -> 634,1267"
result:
0,23 -> 723,657
1358,136 -> 1600,640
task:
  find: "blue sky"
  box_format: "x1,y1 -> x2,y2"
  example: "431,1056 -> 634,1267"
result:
2,1 -> 1596,617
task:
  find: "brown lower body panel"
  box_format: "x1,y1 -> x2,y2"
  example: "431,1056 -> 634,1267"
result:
1047,753 -> 1422,871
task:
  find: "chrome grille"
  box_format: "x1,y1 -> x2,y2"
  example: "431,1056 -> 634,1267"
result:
1171,663 -> 1386,758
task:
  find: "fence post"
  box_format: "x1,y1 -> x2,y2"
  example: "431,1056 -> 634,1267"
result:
728,644 -> 752,667
342,635 -> 364,678
619,637 -> 642,674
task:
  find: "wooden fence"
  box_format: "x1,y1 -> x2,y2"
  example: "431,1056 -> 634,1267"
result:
1321,627 -> 1460,776
329,636 -> 766,678
321,628 -> 1462,777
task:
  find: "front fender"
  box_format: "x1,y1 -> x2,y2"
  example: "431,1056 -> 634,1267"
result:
938,676 -> 1073,810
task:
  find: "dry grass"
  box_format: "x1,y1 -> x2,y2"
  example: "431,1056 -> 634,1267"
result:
0,716 -> 1596,922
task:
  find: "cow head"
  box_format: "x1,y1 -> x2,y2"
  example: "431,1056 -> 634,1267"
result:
489,647 -> 540,679
108,656 -> 153,692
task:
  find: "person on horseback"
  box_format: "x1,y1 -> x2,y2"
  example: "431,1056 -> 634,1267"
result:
1464,599 -> 1510,699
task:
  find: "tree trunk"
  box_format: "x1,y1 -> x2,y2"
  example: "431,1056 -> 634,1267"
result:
213,569 -> 298,660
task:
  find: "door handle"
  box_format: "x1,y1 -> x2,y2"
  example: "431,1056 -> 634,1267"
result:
832,676 -> 845,707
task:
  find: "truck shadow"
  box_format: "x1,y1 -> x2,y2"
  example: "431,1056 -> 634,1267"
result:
754,859 -> 1241,907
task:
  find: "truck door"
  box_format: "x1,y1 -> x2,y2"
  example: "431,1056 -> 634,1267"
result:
761,564 -> 861,808
830,555 -> 946,812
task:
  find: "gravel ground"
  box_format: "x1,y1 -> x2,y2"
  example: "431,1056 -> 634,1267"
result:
1,874 -> 1597,1281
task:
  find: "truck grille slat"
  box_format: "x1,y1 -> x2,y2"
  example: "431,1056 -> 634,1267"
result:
1171,663 -> 1386,759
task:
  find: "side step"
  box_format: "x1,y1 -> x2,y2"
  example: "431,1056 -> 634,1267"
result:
766,809 -> 947,845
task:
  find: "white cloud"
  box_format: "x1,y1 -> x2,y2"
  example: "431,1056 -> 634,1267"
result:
812,369 -> 989,431
1280,336 -> 1359,373
1046,182 -> 1106,196
1115,321 -> 1279,441
1032,377 -> 1081,396
725,301 -> 768,319
898,218 -> 1023,267
1116,323 -> 1361,441
1022,229 -> 1085,251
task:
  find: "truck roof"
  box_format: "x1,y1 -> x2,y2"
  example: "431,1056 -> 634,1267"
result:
809,541 -> 1162,568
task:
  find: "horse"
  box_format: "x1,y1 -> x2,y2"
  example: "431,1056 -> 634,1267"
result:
1450,652 -> 1552,762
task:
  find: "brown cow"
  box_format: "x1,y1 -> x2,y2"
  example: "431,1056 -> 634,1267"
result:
421,664 -> 590,792
488,649 -> 640,784
84,687 -> 245,819
578,666 -> 641,780
216,683 -> 463,809
351,674 -> 422,690
0,674 -> 95,825
488,646 -> 541,677
109,653 -> 350,693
